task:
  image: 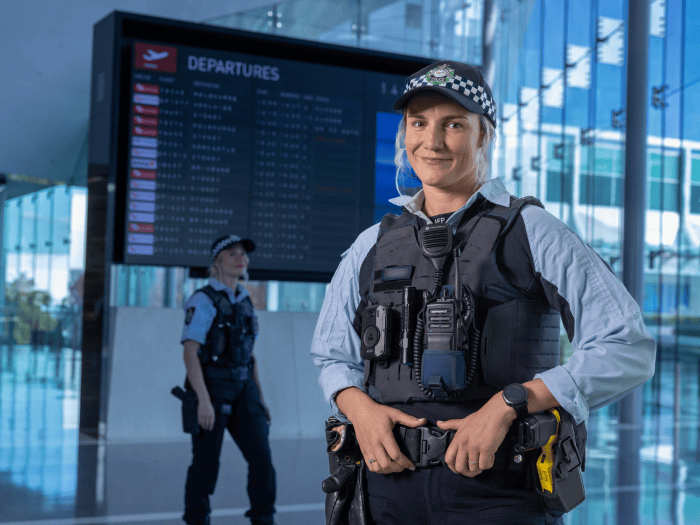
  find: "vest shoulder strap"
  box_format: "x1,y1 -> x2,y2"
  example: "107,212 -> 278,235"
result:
378,210 -> 420,241
198,285 -> 234,316
483,196 -> 543,239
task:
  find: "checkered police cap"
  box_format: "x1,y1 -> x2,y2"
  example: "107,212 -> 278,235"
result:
210,234 -> 255,261
393,61 -> 497,128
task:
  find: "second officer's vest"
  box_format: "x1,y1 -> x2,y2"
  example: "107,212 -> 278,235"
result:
198,285 -> 258,367
362,196 -> 562,404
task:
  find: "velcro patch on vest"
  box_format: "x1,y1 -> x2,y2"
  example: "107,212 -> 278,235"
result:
185,307 -> 195,325
380,265 -> 414,281
374,266 -> 414,293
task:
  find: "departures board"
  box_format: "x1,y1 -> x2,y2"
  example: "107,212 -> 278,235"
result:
124,41 -> 376,270
90,12 -> 431,280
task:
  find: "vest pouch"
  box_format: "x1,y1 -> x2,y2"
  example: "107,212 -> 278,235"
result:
227,321 -> 245,364
211,323 -> 228,359
480,299 -> 561,390
421,350 -> 467,394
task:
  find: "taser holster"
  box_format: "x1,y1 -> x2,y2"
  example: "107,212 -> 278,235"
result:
533,409 -> 586,513
322,417 -> 369,525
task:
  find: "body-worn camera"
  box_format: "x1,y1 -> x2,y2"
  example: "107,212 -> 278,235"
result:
360,304 -> 391,360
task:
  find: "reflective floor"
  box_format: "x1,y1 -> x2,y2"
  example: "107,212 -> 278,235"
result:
1,341 -> 699,525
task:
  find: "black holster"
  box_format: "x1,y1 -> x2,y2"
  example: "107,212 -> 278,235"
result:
321,417 -> 369,525
171,386 -> 199,434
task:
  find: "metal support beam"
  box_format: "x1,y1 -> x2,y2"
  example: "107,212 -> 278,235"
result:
481,0 -> 497,82
618,1 -> 650,524
0,174 -> 6,334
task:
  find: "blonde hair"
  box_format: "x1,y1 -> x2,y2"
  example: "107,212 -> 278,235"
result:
207,254 -> 249,281
394,112 -> 496,196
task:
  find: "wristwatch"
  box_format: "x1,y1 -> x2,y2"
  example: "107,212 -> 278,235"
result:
502,383 -> 529,419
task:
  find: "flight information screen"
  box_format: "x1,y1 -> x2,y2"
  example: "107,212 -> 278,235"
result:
119,39 -> 410,274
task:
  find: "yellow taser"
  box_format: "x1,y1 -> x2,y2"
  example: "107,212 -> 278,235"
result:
535,408 -> 561,494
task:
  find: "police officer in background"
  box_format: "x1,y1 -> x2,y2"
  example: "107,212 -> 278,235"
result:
312,61 -> 656,524
181,234 -> 276,525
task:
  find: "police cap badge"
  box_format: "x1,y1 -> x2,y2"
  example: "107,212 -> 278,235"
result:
393,60 -> 497,128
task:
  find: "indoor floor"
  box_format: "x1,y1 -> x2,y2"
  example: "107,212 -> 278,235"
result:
0,341 -> 699,525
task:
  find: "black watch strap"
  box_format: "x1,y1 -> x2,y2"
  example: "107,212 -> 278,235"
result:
512,401 -> 528,420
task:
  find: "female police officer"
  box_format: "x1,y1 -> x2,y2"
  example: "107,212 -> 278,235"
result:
311,61 -> 656,524
181,234 -> 276,525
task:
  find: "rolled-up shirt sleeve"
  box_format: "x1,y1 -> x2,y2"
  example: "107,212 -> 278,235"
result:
522,206 -> 657,424
311,224 -> 379,420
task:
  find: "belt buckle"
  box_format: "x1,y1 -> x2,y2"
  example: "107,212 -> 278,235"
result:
416,426 -> 451,468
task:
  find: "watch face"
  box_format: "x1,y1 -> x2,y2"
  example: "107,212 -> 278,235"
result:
504,384 -> 527,404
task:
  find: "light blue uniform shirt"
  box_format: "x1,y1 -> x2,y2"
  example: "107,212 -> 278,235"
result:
310,177 -> 656,424
181,277 -> 252,345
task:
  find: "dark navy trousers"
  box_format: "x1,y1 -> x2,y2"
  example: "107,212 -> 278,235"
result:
183,376 -> 276,525
366,464 -> 563,525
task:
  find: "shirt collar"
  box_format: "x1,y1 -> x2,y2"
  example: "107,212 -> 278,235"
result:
389,177 -> 512,224
208,277 -> 249,302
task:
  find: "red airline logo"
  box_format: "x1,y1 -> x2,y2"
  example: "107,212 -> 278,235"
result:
129,223 -> 155,233
131,169 -> 157,180
133,115 -> 159,126
134,83 -> 160,94
135,43 -> 178,73
133,126 -> 158,137
133,104 -> 159,116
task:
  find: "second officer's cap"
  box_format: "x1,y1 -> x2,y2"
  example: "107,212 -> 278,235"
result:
210,234 -> 255,261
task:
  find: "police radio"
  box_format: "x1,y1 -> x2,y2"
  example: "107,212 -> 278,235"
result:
414,223 -> 474,398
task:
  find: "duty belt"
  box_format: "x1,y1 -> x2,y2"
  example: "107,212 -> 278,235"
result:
394,425 -> 517,470
204,363 -> 250,381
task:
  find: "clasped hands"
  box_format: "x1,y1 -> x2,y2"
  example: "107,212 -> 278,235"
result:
338,388 -> 516,477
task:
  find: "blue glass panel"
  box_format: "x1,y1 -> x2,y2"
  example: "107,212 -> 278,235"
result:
612,176 -> 623,207
546,170 -> 573,203
692,157 -> 700,183
690,185 -> 700,214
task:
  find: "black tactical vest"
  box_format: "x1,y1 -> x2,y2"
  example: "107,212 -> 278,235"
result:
361,196 -> 562,404
198,285 -> 258,368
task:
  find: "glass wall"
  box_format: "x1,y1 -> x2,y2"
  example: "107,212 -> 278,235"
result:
204,0 -> 485,65
108,265 -> 327,312
0,183 -> 85,505
493,0 -> 700,522
1,184 -> 86,352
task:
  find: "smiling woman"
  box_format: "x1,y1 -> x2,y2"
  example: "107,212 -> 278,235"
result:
180,233 -> 277,525
393,99 -> 496,204
404,94 -> 485,215
312,59 -> 655,525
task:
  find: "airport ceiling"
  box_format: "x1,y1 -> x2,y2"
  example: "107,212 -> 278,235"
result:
0,0 -> 328,200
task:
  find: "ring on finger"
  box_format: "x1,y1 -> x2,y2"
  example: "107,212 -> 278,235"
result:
367,458 -> 377,464
468,461 -> 479,465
